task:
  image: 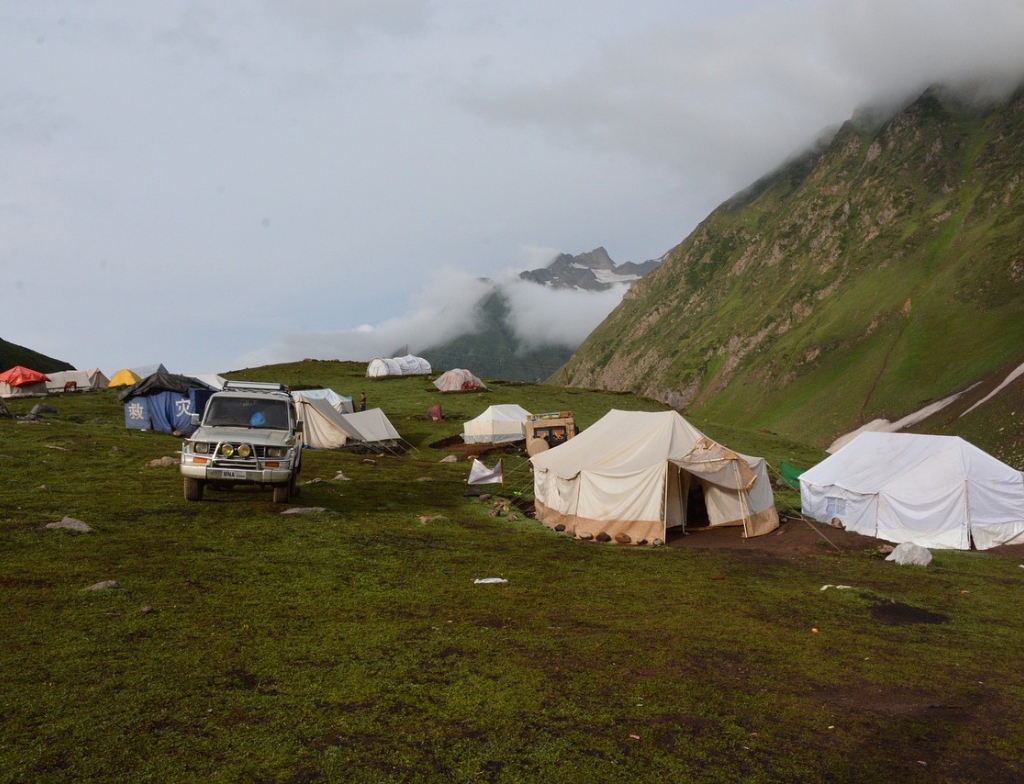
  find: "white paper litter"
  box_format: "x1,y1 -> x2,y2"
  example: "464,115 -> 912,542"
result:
473,578 -> 508,584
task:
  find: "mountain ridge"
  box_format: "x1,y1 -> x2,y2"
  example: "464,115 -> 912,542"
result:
560,83 -> 1024,453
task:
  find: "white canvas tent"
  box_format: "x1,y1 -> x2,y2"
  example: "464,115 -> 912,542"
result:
463,404 -> 532,444
531,409 -> 778,544
45,368 -> 110,392
366,355 -> 431,378
800,432 -> 1024,550
341,408 -> 402,445
293,396 -> 364,449
292,388 -> 354,414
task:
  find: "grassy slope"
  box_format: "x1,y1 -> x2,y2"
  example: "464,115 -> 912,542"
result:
563,87 -> 1024,451
2,363 -> 1024,781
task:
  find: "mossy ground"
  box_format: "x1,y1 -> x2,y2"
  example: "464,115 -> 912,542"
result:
2,364 -> 1023,782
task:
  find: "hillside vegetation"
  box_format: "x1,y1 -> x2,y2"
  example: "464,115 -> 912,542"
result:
0,336 -> 74,374
562,85 -> 1024,452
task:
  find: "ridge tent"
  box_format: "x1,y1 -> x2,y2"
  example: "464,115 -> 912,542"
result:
109,368 -> 142,387
434,368 -> 486,392
293,396 -> 364,449
45,368 -> 110,393
341,408 -> 402,445
463,404 -> 532,444
0,366 -> 50,398
132,363 -> 168,379
118,372 -> 215,435
799,432 -> 1024,550
292,388 -> 354,414
366,355 -> 431,378
531,409 -> 779,544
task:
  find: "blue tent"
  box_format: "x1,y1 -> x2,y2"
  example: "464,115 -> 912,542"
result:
119,372 -> 214,435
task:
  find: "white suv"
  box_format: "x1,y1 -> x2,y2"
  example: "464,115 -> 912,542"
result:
180,381 -> 303,503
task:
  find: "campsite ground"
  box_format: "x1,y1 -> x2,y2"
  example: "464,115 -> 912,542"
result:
668,514 -> 1024,560
3,363 -> 1024,783
668,515 -> 881,556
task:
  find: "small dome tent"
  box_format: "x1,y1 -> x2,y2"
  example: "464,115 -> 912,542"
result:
109,368 -> 142,387
433,369 -> 486,392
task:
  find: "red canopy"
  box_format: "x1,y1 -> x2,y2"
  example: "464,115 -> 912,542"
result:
0,366 -> 50,386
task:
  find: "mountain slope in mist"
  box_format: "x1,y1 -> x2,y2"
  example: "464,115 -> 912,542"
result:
419,249 -> 662,382
561,84 -> 1024,453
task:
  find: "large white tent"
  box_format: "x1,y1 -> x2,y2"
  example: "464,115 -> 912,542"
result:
366,355 -> 431,378
463,404 -> 532,444
531,409 -> 778,544
800,432 -> 1024,550
292,388 -> 354,414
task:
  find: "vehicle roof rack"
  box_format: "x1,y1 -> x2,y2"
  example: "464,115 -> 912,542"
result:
222,381 -> 290,393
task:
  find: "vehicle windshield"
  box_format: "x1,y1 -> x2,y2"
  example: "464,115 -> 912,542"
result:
204,398 -> 290,429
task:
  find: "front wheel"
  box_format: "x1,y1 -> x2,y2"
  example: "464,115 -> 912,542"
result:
272,481 -> 291,504
184,477 -> 205,502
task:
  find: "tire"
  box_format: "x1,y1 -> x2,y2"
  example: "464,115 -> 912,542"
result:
272,482 -> 291,504
184,477 -> 205,502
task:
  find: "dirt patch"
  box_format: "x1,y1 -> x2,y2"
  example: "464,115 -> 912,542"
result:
428,434 -> 523,458
870,600 -> 949,625
666,515 -> 881,557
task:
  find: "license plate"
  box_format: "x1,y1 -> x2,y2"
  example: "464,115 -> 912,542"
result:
219,470 -> 247,480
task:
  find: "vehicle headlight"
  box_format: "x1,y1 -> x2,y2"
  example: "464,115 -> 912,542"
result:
237,444 -> 252,458
221,444 -> 235,457
194,442 -> 210,454
266,446 -> 287,458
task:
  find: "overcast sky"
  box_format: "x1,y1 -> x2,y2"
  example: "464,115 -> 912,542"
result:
4,1 -> 1024,375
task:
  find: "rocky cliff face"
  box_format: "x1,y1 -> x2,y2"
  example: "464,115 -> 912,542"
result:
562,85 -> 1024,448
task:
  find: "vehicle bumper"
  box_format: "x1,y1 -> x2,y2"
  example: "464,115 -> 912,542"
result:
180,461 -> 294,484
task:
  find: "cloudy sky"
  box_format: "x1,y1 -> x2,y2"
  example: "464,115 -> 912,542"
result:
4,1 -> 1024,375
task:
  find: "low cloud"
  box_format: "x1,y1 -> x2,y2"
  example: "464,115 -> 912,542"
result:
501,278 -> 628,351
233,267 -> 492,368
234,263 -> 632,369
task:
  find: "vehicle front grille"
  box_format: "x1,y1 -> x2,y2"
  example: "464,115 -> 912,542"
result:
209,442 -> 265,469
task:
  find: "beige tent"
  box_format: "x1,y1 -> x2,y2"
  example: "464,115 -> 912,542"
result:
293,395 -> 363,449
463,404 -> 532,444
45,368 -> 110,392
341,408 -> 402,444
531,409 -> 778,544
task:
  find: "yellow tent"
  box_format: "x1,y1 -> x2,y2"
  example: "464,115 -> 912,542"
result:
108,368 -> 141,387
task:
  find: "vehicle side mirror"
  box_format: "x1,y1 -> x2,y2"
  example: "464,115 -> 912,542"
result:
191,414 -> 200,426
295,419 -> 303,433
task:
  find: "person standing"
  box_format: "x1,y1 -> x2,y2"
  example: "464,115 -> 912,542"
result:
359,392 -> 367,411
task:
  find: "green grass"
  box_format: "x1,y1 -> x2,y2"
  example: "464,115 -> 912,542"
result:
2,369 -> 1023,782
